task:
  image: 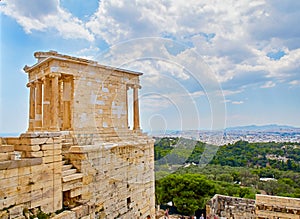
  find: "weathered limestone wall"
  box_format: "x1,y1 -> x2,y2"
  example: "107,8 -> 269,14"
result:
206,194 -> 256,219
206,194 -> 300,219
0,133 -> 63,218
70,65 -> 136,132
256,194 -> 300,219
68,133 -> 155,218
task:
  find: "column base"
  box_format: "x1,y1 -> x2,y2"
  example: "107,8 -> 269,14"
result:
26,129 -> 35,134
50,126 -> 60,131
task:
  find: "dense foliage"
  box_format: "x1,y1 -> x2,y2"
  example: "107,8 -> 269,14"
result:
156,174 -> 215,215
154,137 -> 178,160
177,165 -> 300,198
154,137 -> 300,215
155,173 -> 256,215
210,141 -> 300,171
154,138 -> 300,172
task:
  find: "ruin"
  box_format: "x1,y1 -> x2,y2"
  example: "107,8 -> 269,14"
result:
256,194 -> 300,219
206,194 -> 256,219
206,194 -> 300,219
0,51 -> 155,218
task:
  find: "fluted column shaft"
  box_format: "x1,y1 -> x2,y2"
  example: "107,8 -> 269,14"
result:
62,77 -> 72,130
50,73 -> 60,131
35,80 -> 43,130
133,85 -> 140,130
27,82 -> 35,131
43,76 -> 51,130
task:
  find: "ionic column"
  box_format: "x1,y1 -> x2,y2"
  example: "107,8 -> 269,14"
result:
58,79 -> 63,130
50,73 -> 60,131
27,82 -> 35,132
133,85 -> 140,130
62,77 -> 72,130
35,80 -> 43,130
43,77 -> 51,130
126,85 -> 129,129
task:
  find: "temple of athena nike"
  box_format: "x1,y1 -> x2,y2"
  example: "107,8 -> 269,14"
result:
0,51 -> 155,219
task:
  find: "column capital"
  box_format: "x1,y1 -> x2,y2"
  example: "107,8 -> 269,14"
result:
35,79 -> 43,84
127,84 -> 141,89
62,74 -> 73,80
49,72 -> 61,78
26,82 -> 35,88
41,76 -> 46,82
133,84 -> 141,89
23,65 -> 30,72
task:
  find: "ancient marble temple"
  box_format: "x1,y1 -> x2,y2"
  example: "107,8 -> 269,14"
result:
0,51 -> 155,219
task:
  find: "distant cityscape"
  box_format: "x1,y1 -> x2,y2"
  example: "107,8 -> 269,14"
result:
150,124 -> 300,146
1,125 -> 300,146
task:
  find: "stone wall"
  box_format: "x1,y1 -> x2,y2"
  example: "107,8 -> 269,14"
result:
206,194 -> 300,219
256,194 -> 300,219
1,131 -> 155,218
67,133 -> 155,218
0,133 -> 63,218
206,194 -> 256,219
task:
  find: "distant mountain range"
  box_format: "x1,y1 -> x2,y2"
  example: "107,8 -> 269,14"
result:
1,125 -> 299,138
225,124 -> 300,132
147,124 -> 300,135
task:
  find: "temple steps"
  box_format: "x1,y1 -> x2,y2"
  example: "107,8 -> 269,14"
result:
62,173 -> 84,183
62,159 -> 83,198
62,168 -> 77,176
62,142 -> 73,156
62,164 -> 73,171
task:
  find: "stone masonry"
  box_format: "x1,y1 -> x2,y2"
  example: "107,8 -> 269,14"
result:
0,51 -> 155,219
206,194 -> 300,219
256,194 -> 300,219
206,194 -> 256,219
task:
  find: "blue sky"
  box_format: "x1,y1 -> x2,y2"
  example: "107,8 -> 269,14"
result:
1,0 -> 300,134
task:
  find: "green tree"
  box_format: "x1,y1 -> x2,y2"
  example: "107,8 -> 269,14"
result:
156,173 -> 216,215
216,173 -> 233,183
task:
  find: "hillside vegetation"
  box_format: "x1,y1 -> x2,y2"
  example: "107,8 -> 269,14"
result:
154,137 -> 300,215
155,137 -> 300,171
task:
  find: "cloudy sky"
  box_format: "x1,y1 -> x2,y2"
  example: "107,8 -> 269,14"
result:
1,0 -> 300,134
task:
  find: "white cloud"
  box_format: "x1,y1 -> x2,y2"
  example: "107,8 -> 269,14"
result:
189,90 -> 205,98
94,38 -> 221,93
1,0 -> 94,41
202,56 -> 236,83
3,0 -> 300,91
219,89 -> 244,97
74,46 -> 100,59
141,94 -> 173,111
289,80 -> 300,87
222,99 -> 231,103
86,0 -> 268,45
260,81 -> 276,88
231,101 -> 244,105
